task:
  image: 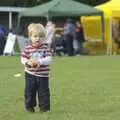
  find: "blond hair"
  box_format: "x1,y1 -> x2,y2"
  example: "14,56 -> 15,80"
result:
27,23 -> 45,38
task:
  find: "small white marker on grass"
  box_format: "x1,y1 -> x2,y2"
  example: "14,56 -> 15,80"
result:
14,73 -> 21,77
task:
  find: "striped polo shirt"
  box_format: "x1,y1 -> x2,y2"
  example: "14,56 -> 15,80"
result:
21,43 -> 52,77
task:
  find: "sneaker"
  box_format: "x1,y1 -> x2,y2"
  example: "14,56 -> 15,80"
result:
26,107 -> 35,113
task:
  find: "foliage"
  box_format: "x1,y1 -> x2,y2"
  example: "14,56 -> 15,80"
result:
75,0 -> 110,6
13,0 -> 110,7
13,0 -> 51,7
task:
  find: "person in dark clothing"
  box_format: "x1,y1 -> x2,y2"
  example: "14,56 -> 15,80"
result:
0,26 -> 6,55
75,21 -> 85,54
55,33 -> 66,56
63,19 -> 75,56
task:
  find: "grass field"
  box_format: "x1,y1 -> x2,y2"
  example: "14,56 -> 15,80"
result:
0,55 -> 120,120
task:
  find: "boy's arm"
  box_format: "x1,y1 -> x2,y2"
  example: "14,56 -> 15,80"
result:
21,48 -> 29,66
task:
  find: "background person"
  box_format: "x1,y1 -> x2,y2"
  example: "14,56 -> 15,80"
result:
75,21 -> 85,55
63,19 -> 75,56
45,19 -> 56,54
0,25 -> 6,55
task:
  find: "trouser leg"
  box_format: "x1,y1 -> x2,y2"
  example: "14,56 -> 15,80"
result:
66,34 -> 74,56
37,77 -> 50,112
24,72 -> 37,109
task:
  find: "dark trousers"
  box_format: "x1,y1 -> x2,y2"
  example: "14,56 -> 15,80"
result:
24,72 -> 50,111
65,34 -> 74,56
0,36 -> 5,55
77,40 -> 84,54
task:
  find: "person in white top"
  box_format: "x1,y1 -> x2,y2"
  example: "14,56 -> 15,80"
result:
45,20 -> 56,49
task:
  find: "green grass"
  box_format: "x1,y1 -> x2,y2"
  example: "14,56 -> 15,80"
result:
0,55 -> 120,120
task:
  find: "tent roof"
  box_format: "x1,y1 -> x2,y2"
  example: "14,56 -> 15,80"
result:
0,6 -> 26,12
96,0 -> 120,16
19,0 -> 102,17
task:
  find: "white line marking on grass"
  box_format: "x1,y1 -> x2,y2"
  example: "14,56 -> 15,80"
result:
14,73 -> 21,77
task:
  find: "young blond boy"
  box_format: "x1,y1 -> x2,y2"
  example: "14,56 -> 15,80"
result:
21,23 -> 52,113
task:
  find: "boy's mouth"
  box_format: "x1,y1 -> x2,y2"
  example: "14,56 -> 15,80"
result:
32,41 -> 40,46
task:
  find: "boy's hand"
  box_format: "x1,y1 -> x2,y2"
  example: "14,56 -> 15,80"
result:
26,58 -> 40,68
25,60 -> 34,68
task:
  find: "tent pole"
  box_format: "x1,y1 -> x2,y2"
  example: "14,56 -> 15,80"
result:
46,14 -> 50,22
100,13 -> 105,47
109,16 -> 112,56
9,12 -> 12,30
16,15 -> 21,34
107,16 -> 112,56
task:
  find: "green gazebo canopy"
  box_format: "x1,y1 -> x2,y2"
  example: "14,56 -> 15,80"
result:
19,0 -> 103,17
18,0 -> 104,43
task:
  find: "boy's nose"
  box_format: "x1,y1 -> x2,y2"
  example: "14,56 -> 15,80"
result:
35,39 -> 39,41
35,38 -> 40,42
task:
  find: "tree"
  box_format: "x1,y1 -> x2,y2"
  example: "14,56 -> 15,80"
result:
13,0 -> 110,7
13,0 -> 51,7
75,0 -> 110,6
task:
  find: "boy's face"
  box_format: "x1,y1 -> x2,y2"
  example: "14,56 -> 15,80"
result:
30,32 -> 45,47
